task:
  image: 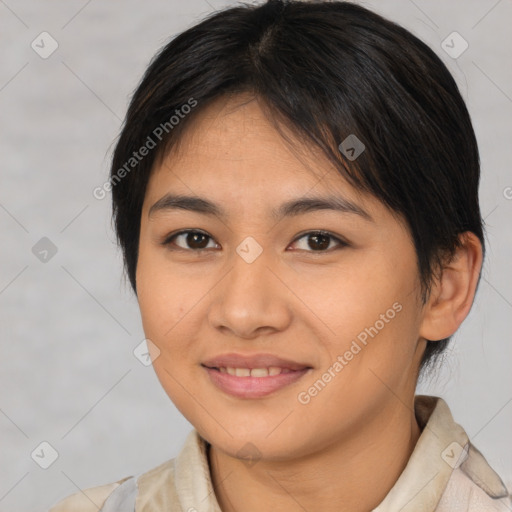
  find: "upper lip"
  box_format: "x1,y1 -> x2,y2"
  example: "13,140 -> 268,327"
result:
201,353 -> 311,371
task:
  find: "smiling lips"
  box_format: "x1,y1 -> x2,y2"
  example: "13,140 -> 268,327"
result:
201,353 -> 312,398
217,366 -> 290,377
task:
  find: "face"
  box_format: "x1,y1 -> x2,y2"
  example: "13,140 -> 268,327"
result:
136,94 -> 427,461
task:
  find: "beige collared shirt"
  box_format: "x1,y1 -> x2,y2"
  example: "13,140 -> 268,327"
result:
49,395 -> 511,511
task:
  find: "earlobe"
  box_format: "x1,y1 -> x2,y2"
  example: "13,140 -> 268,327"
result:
419,232 -> 483,342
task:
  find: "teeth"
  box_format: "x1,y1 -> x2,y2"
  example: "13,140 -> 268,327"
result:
219,366 -> 286,377
250,368 -> 269,377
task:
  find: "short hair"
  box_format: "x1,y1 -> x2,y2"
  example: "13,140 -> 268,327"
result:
109,0 -> 485,375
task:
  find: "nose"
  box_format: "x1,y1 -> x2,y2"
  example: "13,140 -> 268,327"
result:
207,243 -> 292,340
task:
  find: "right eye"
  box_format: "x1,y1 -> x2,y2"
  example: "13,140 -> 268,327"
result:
162,229 -> 220,251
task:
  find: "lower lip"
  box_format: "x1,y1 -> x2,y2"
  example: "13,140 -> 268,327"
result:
203,366 -> 311,399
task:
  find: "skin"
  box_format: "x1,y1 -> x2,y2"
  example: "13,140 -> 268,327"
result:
136,93 -> 483,512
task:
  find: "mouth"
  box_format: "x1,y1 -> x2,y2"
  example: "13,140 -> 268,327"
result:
206,366 -> 297,377
201,353 -> 312,399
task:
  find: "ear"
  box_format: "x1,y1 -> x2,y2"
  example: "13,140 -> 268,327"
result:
419,232 -> 483,342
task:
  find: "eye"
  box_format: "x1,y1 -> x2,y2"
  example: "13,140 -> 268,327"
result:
162,230 -> 219,251
162,229 -> 348,253
289,231 -> 348,252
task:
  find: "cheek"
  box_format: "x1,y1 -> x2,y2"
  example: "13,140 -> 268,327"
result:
308,250 -> 420,368
136,250 -> 204,414
136,244 -> 194,351
304,263 -> 403,332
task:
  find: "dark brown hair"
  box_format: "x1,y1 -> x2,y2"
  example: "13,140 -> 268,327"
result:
108,0 -> 485,375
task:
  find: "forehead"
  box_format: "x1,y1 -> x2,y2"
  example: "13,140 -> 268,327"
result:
168,95 -> 329,178
148,95 -> 359,195
143,93 -> 395,227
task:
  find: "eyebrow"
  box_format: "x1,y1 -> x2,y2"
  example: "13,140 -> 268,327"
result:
148,193 -> 373,222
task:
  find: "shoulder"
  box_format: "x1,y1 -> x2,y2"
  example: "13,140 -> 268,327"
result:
435,441 -> 511,511
48,476 -> 133,512
48,430 -> 210,511
48,459 -> 180,512
437,467 -> 511,511
412,397 -> 511,512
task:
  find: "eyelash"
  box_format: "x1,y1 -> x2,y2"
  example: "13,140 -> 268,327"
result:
161,229 -> 348,253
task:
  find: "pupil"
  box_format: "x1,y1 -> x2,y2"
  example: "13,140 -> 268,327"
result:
309,234 -> 329,250
188,232 -> 208,249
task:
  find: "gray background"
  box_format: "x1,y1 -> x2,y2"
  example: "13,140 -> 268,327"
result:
0,0 -> 511,510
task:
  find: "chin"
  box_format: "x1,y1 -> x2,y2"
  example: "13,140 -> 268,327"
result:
200,418 -> 314,461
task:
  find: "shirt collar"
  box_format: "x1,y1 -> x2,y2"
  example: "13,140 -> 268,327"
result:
373,395 -> 508,510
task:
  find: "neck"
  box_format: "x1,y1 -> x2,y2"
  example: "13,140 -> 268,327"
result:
208,398 -> 422,512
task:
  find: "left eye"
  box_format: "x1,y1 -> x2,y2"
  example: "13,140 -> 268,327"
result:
163,230 -> 346,252
289,231 -> 347,252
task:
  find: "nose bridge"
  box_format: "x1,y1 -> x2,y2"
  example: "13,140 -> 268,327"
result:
208,235 -> 290,337
227,235 -> 274,305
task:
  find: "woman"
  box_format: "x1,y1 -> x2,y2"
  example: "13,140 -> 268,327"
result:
50,0 -> 511,510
